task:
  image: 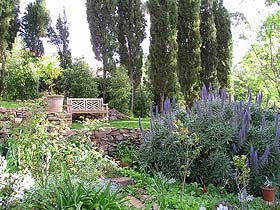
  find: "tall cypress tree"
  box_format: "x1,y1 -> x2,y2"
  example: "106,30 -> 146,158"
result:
20,0 -> 50,57
200,0 -> 217,88
48,9 -> 72,69
147,0 -> 177,112
214,0 -> 232,88
0,0 -> 20,95
177,0 -> 201,105
86,0 -> 117,100
117,0 -> 146,112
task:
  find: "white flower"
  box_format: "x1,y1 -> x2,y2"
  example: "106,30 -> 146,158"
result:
199,206 -> 206,210
0,156 -> 7,173
217,204 -> 229,210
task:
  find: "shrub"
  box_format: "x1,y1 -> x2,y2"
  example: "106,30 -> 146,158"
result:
108,66 -> 131,115
133,84 -> 152,117
179,85 -> 280,195
62,58 -> 99,98
138,98 -> 201,180
5,47 -> 39,100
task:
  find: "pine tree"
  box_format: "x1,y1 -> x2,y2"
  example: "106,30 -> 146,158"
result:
177,0 -> 201,105
86,0 -> 118,100
117,0 -> 146,112
0,0 -> 20,95
147,0 -> 178,112
200,0 -> 217,88
48,9 -> 72,69
214,0 -> 232,88
20,0 -> 50,57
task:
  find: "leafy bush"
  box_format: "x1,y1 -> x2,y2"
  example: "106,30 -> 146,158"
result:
108,66 -> 131,115
133,84 -> 152,117
5,47 -> 39,100
62,58 -> 99,98
178,85 -> 280,195
138,98 -> 201,180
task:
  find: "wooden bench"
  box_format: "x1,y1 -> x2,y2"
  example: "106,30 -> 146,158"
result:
67,98 -> 109,119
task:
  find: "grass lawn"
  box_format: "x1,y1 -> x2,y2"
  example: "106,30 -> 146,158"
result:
72,117 -> 150,129
0,99 -> 23,108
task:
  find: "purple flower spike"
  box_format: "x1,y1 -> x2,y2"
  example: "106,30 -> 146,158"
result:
259,145 -> 269,168
201,84 -> 208,103
155,105 -> 159,118
238,126 -> 246,145
187,107 -> 191,116
275,128 -> 280,142
163,97 -> 171,115
221,88 -> 227,101
233,143 -> 239,154
275,113 -> 279,128
209,83 -> 213,92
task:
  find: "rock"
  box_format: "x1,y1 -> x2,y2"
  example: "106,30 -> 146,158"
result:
109,108 -> 130,120
125,195 -> 143,209
111,177 -> 134,187
14,117 -> 22,124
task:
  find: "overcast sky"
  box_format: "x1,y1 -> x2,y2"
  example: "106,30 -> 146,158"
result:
20,0 -> 277,69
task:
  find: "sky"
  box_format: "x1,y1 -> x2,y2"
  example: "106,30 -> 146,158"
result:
19,0 -> 277,69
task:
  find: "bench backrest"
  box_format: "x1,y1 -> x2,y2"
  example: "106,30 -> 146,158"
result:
67,98 -> 105,112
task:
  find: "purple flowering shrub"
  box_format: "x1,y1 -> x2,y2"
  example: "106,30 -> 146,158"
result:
178,85 -> 280,194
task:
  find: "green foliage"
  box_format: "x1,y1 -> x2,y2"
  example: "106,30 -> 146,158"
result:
177,0 -> 202,105
86,0 -> 117,98
147,0 -> 178,111
108,66 -> 132,114
117,0 -> 146,112
116,141 -> 135,163
20,170 -> 129,209
214,0 -> 232,88
235,10 -> 280,103
200,0 -> 217,87
138,104 -> 201,180
37,56 -> 63,94
233,155 -> 251,210
20,0 -> 50,57
48,9 -> 72,69
62,58 -> 99,98
0,0 -> 20,95
5,46 -> 39,100
133,84 -> 152,117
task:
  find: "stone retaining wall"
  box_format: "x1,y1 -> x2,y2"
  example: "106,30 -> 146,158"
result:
0,107 -> 144,155
89,127 -> 143,155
